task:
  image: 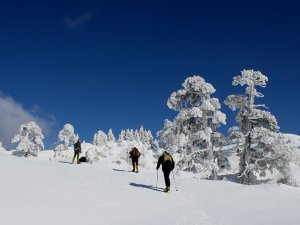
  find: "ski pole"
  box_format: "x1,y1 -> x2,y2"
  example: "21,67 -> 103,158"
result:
172,171 -> 178,191
156,170 -> 158,189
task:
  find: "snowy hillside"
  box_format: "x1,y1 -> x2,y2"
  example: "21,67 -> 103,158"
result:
1,145 -> 300,225
283,133 -> 300,149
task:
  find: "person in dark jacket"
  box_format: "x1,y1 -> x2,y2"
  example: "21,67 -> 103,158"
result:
129,147 -> 141,173
156,151 -> 175,192
72,139 -> 81,164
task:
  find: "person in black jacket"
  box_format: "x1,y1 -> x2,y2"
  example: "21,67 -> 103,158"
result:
72,139 -> 81,164
129,147 -> 141,172
156,151 -> 175,192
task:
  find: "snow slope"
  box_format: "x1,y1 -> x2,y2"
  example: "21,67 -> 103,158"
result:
283,133 -> 300,149
1,150 -> 300,225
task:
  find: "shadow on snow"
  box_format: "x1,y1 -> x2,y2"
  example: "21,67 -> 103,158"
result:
129,182 -> 165,192
113,168 -> 131,172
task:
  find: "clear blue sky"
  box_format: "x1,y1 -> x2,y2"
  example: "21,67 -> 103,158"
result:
0,0 -> 299,148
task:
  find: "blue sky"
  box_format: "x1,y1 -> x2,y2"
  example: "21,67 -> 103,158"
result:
0,0 -> 299,148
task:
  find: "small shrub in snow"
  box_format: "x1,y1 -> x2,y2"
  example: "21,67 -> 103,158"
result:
85,148 -> 100,163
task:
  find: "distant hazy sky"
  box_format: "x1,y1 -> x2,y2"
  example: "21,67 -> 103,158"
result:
0,0 -> 299,148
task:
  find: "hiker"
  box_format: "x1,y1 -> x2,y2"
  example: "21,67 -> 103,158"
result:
129,147 -> 141,172
156,151 -> 175,192
72,139 -> 81,164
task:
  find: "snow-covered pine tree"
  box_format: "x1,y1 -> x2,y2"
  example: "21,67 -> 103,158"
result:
12,121 -> 44,156
118,130 -> 125,142
93,130 -> 108,146
146,130 -> 154,143
124,129 -> 134,141
160,75 -> 227,179
58,124 -> 78,150
130,129 -> 135,141
157,119 -> 176,154
139,126 -> 144,134
107,128 -> 115,142
139,126 -> 146,143
225,69 -> 295,185
228,126 -> 244,151
134,129 -> 140,142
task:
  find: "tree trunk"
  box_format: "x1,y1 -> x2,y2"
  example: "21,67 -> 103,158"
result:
239,133 -> 251,184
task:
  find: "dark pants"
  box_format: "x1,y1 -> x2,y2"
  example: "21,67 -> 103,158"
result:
163,169 -> 171,188
72,151 -> 80,163
132,156 -> 139,165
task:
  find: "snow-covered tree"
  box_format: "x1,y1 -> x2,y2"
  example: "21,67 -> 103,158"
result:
107,128 -> 115,142
125,129 -> 134,141
159,75 -> 227,179
146,130 -> 154,143
12,121 -> 44,156
93,130 -> 108,146
118,130 -> 125,142
138,126 -> 153,144
58,124 -> 78,150
250,127 -> 295,184
211,132 -> 227,149
228,126 -> 244,151
225,69 -> 294,185
134,129 -> 140,141
157,119 -> 176,154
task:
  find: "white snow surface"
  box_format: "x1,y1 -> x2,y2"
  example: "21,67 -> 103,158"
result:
1,146 -> 300,225
283,133 -> 300,148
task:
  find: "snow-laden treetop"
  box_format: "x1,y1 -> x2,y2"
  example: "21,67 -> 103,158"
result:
233,69 -> 268,105
233,69 -> 268,88
167,76 -> 216,111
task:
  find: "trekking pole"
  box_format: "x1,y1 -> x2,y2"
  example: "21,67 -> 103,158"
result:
156,170 -> 158,189
172,171 -> 178,191
127,152 -> 130,171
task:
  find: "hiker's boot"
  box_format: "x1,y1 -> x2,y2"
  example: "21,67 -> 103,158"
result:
132,164 -> 135,172
164,186 -> 170,192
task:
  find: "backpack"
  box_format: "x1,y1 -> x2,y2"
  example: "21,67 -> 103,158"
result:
163,152 -> 173,163
132,148 -> 141,157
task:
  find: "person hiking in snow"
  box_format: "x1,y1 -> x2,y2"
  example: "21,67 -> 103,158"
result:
72,139 -> 81,164
129,147 -> 141,173
156,151 -> 175,192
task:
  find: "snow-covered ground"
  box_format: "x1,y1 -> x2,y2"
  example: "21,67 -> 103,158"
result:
1,145 -> 300,225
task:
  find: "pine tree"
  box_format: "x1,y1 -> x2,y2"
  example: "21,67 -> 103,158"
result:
118,130 -> 125,142
228,126 -> 244,151
93,130 -> 108,146
134,129 -> 140,142
225,69 -> 295,185
160,75 -> 227,179
107,128 -> 115,142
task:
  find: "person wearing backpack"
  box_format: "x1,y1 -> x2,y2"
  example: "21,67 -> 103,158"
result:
129,147 -> 141,173
72,139 -> 81,164
156,151 -> 175,192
